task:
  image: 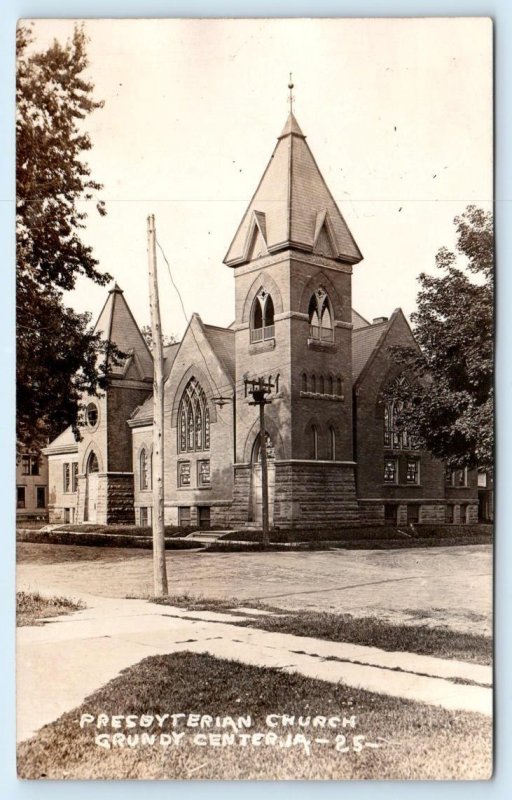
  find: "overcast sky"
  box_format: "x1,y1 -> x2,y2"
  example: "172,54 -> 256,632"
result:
28,17 -> 492,339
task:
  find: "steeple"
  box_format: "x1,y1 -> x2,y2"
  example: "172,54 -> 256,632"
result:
223,108 -> 363,267
93,283 -> 153,380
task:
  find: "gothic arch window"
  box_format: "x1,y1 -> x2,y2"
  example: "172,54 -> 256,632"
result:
140,448 -> 150,490
319,375 -> 325,395
301,372 -> 308,393
329,426 -> 336,461
310,425 -> 319,460
328,375 -> 334,395
308,288 -> 334,342
384,376 -> 416,450
86,451 -> 99,473
252,431 -> 276,462
250,288 -> 275,343
336,377 -> 343,396
311,374 -> 317,394
178,378 -> 210,453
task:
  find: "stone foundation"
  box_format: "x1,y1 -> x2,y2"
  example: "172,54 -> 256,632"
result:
106,474 -> 135,524
230,460 -> 359,528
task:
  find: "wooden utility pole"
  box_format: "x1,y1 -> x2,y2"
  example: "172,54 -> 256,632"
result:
246,378 -> 274,548
147,214 -> 168,596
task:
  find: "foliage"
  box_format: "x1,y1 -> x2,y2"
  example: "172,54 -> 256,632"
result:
16,23 -> 120,448
140,324 -> 178,349
390,206 -> 493,469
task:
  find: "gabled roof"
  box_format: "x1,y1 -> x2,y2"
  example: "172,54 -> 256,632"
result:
129,317 -> 235,427
352,308 -> 418,387
163,342 -> 180,379
203,324 -> 235,382
42,425 -> 78,455
93,284 -> 153,380
224,112 -> 363,267
352,320 -> 390,382
351,308 -> 370,330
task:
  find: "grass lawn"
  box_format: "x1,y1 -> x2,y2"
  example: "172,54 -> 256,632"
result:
17,651 -> 492,780
16,591 -> 85,626
153,596 -> 492,665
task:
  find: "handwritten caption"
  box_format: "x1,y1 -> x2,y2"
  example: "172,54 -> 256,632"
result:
80,713 -> 385,755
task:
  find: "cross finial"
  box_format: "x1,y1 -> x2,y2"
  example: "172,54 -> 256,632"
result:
288,72 -> 294,113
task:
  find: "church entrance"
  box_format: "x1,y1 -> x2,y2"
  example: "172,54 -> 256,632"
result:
84,452 -> 99,523
251,432 -> 275,527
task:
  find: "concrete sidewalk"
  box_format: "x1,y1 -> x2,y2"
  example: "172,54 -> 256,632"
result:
16,592 -> 492,744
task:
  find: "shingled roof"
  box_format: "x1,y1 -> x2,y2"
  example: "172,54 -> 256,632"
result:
93,284 -> 153,380
224,112 -> 363,267
352,319 -> 390,382
129,321 -> 235,427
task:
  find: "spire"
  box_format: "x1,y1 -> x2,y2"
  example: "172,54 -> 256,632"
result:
223,106 -> 362,267
93,285 -> 153,380
288,72 -> 294,113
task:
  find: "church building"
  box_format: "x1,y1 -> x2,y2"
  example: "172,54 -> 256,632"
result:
44,110 -> 480,529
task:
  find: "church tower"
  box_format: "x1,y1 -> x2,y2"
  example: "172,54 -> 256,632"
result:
224,104 -> 363,528
75,284 -> 153,524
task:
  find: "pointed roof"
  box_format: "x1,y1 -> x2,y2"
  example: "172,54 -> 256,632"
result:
93,284 -> 153,380
224,111 -> 363,267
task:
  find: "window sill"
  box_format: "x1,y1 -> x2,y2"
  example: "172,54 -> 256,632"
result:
300,391 -> 344,401
307,338 -> 337,352
382,483 -> 421,488
177,485 -> 212,491
249,338 -> 276,354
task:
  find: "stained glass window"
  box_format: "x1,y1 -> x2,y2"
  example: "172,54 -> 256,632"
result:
406,459 -> 419,484
178,461 -> 191,487
178,378 -> 211,453
384,458 -> 397,483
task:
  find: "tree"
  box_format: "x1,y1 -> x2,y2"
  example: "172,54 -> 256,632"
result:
16,23 -> 119,449
140,324 -> 178,349
390,205 -> 493,470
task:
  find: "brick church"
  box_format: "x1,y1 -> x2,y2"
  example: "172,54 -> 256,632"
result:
44,110 -> 481,529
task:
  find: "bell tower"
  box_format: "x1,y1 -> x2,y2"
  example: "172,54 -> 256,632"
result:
224,97 -> 362,528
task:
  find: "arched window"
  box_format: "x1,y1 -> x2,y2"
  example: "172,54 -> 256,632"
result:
319,375 -> 325,395
310,425 -> 319,460
384,376 -> 415,450
336,377 -> 343,396
311,374 -> 317,394
87,451 -> 99,473
140,448 -> 149,490
301,372 -> 308,393
308,288 -> 334,342
253,431 -> 276,463
329,426 -> 336,461
250,289 -> 275,343
178,378 -> 210,453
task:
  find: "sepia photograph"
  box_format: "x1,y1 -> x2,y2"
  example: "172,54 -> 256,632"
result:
15,17 -> 493,781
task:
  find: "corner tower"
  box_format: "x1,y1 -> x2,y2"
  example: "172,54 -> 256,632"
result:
225,109 -> 362,528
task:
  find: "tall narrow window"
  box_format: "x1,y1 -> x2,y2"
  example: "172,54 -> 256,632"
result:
311,425 -> 319,460
301,373 -> 308,393
63,463 -> 71,492
328,375 -> 334,395
319,375 -> 325,394
250,289 -> 275,343
384,376 -> 414,450
178,378 -> 210,453
329,426 -> 336,460
311,374 -> 317,393
140,448 -> 149,490
308,288 -> 334,342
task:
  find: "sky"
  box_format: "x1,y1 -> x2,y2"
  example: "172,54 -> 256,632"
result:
27,17 -> 493,340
